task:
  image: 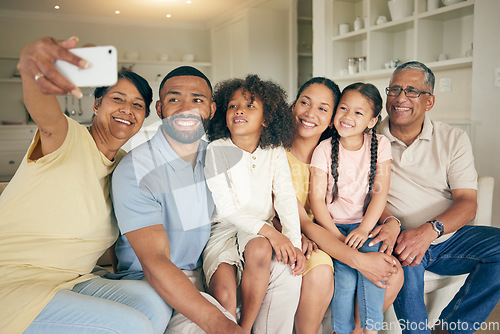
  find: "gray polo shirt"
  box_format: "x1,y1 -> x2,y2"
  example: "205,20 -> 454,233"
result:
379,116 -> 477,243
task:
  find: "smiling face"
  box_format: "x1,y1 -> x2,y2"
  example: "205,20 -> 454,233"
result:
292,83 -> 335,141
156,75 -> 215,144
334,90 -> 378,141
225,88 -> 265,144
93,78 -> 146,141
386,69 -> 435,131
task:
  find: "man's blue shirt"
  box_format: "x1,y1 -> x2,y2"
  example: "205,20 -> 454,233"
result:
110,128 -> 213,280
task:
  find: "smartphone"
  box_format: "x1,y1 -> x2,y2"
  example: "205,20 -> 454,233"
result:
55,46 -> 118,87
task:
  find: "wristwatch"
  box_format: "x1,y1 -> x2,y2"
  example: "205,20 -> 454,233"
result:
426,219 -> 444,238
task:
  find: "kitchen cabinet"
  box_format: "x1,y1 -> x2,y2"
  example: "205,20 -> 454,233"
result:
0,57 -> 26,125
0,56 -> 212,125
313,0 -> 474,81
0,124 -> 36,182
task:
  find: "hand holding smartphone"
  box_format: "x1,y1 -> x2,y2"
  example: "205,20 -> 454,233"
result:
55,46 -> 118,88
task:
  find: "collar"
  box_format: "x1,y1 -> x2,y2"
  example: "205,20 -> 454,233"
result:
227,137 -> 262,156
419,115 -> 433,141
380,115 -> 433,144
151,127 -> 207,171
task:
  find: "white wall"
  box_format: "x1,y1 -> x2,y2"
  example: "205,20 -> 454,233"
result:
210,5 -> 294,97
471,0 -> 500,227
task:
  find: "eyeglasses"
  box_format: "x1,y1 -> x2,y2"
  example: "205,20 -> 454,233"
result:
385,86 -> 432,98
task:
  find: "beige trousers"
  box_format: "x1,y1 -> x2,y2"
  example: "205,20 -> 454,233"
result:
164,269 -> 235,334
166,261 -> 301,333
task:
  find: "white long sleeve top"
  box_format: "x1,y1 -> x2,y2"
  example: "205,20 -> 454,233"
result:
204,138 -> 301,249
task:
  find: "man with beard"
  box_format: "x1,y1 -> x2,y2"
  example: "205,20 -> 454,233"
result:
110,66 -> 242,334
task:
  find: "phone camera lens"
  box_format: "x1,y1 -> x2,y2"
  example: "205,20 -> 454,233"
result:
108,49 -> 112,54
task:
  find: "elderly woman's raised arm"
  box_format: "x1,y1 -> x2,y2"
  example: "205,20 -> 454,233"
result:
17,36 -> 87,157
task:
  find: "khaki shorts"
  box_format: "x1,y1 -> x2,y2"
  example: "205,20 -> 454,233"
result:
203,221 -> 265,286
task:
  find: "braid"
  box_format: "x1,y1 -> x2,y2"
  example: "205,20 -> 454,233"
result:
329,132 -> 340,204
363,127 -> 378,213
339,82 -> 382,214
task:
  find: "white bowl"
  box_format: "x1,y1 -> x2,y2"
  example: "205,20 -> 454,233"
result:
388,0 -> 414,21
442,0 -> 465,6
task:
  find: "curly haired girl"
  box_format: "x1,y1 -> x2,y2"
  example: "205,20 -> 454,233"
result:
309,82 -> 392,334
203,74 -> 304,333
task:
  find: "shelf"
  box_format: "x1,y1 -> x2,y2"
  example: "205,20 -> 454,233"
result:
118,59 -> 211,67
331,57 -> 472,81
298,16 -> 313,22
315,0 -> 475,81
332,30 -> 367,42
418,0 -> 474,20
0,78 -> 21,83
298,52 -> 313,57
370,19 -> 414,33
425,57 -> 473,71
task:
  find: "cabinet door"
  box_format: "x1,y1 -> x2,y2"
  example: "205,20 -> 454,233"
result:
0,126 -> 36,141
211,24 -> 232,84
0,150 -> 26,181
211,15 -> 249,83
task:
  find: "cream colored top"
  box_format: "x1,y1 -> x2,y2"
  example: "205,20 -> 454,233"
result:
205,138 -> 301,248
0,117 -> 121,333
379,116 -> 477,243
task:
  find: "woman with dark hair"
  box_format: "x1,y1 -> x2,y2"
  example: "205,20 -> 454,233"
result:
287,78 -> 403,334
94,70 -> 153,117
0,36 -> 168,334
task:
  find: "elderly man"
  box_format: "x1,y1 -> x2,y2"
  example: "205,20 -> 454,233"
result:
376,61 -> 500,334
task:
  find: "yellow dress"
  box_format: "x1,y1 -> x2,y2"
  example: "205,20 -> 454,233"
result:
0,117 -> 122,333
286,151 -> 333,275
286,150 -> 314,221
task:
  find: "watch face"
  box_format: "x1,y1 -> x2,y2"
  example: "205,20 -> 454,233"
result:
434,220 -> 444,235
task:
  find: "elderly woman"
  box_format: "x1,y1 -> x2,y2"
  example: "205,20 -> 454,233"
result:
0,37 -> 169,334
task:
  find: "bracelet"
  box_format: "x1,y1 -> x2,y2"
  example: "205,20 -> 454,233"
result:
382,215 -> 401,227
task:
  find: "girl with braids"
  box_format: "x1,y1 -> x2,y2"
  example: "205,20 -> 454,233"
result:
203,74 -> 304,333
309,82 -> 392,334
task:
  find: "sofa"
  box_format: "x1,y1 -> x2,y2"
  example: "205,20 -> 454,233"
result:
317,176 -> 495,334
0,176 -> 494,334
